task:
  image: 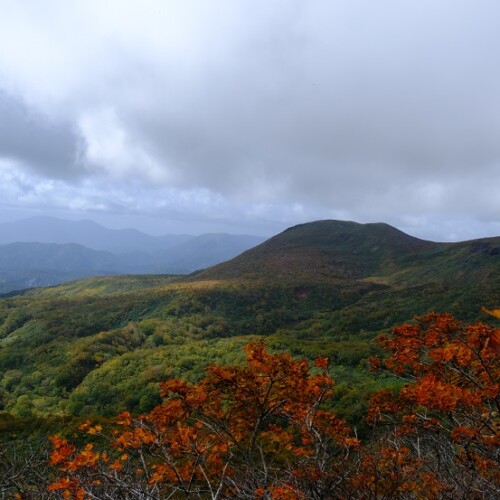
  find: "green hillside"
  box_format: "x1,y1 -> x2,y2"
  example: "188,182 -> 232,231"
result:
0,220 -> 498,428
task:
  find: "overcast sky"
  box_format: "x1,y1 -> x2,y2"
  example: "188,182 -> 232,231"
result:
0,0 -> 499,241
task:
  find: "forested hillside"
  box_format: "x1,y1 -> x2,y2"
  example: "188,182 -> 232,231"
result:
0,221 -> 498,420
0,220 -> 498,497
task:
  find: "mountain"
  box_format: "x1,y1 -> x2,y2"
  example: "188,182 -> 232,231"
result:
0,242 -> 122,272
0,220 -> 498,422
0,216 -> 192,254
0,242 -> 127,293
195,220 -> 499,286
0,229 -> 266,292
153,233 -> 266,273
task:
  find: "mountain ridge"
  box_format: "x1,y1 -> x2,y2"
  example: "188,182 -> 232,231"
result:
194,219 -> 499,285
0,216 -> 193,254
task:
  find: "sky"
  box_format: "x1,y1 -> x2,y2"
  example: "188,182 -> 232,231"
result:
0,0 -> 499,241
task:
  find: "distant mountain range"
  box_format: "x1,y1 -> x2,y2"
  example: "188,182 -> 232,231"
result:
0,217 -> 265,292
0,216 -> 199,253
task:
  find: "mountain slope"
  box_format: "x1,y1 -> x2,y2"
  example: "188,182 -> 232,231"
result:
0,242 -> 122,272
194,220 -> 499,286
0,242 -> 126,292
154,233 -> 265,273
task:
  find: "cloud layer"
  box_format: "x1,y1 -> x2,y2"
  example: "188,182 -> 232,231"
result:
1,1 -> 499,240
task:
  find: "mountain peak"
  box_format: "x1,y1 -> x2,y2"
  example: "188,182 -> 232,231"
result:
193,219 -> 438,282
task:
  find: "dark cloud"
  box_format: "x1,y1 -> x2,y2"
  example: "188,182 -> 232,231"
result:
0,91 -> 83,178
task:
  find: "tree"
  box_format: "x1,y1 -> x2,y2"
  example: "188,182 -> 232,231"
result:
48,342 -> 359,498
0,437 -> 52,498
46,314 -> 500,498
367,312 -> 500,498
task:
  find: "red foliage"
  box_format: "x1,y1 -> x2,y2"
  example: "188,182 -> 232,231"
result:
368,313 -> 500,496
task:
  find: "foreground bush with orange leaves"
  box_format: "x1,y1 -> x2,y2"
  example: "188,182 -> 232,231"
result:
47,342 -> 359,499
366,312 -> 500,498
41,313 -> 499,498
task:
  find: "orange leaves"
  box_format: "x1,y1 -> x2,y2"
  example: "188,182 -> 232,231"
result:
314,356 -> 329,369
375,313 -> 484,376
366,389 -> 402,423
108,459 -> 123,471
481,307 -> 500,319
486,329 -> 500,356
114,427 -> 155,449
403,375 -> 469,412
372,313 -> 499,414
49,435 -> 99,477
86,425 -> 102,435
369,312 -> 500,492
261,424 -> 294,453
48,435 -> 76,465
68,444 -> 99,471
45,330 -> 499,498
255,484 -> 305,499
78,420 -> 90,431
268,484 -> 305,499
116,411 -> 132,426
451,426 -> 480,443
78,420 -> 103,435
47,476 -> 85,499
159,378 -> 191,398
47,477 -> 77,491
243,340 -> 269,367
481,307 -> 500,356
46,343 -> 360,497
351,445 -> 448,498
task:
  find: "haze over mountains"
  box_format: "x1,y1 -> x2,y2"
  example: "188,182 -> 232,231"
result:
0,217 -> 193,254
0,217 -> 265,292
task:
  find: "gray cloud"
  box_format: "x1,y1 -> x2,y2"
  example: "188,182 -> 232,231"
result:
0,91 -> 83,178
121,1 -> 500,198
0,1 -> 499,240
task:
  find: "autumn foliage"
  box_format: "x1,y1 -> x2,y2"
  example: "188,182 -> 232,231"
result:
367,312 -> 500,497
47,342 -> 359,498
45,313 -> 500,499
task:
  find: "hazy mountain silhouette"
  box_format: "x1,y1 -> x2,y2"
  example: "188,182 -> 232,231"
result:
0,217 -> 265,292
0,216 -> 192,253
